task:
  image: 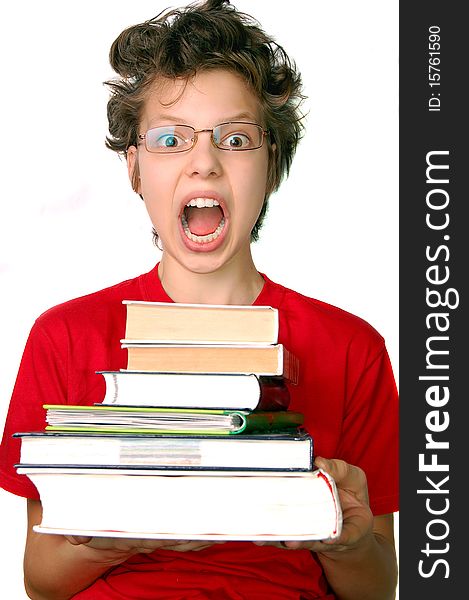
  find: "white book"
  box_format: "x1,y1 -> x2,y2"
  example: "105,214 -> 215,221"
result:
97,371 -> 290,411
15,429 -> 313,471
19,467 -> 342,541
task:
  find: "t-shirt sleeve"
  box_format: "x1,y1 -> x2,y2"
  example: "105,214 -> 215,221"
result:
336,341 -> 399,516
0,319 -> 69,499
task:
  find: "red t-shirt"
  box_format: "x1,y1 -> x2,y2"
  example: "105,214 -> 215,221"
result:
0,263 -> 399,599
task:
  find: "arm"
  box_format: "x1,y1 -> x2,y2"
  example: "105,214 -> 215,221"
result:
285,458 -> 398,600
307,342 -> 399,598
256,457 -> 398,600
24,499 -> 215,600
318,512 -> 397,600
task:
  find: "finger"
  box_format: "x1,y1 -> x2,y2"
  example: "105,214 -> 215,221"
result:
280,540 -> 305,550
314,457 -> 369,504
64,535 -> 93,545
169,542 -> 213,552
314,457 -> 349,480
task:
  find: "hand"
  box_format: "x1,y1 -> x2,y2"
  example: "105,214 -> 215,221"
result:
254,457 -> 374,555
65,535 -> 221,555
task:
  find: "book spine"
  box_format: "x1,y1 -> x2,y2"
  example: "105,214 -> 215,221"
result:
104,373 -> 119,404
272,308 -> 280,345
281,346 -> 300,385
257,377 -> 290,411
240,411 -> 304,434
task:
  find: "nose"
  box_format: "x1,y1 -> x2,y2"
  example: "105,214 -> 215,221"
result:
185,130 -> 222,179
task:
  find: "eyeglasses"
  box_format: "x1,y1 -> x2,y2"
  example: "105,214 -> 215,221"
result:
138,122 -> 268,154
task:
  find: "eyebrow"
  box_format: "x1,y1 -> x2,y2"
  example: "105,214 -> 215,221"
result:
149,112 -> 260,126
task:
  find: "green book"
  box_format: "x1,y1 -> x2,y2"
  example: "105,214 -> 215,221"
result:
42,404 -> 304,435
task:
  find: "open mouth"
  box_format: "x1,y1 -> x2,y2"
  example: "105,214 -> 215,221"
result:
181,198 -> 226,244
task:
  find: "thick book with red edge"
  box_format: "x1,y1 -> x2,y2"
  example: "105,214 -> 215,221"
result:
21,467 -> 343,541
97,371 -> 291,411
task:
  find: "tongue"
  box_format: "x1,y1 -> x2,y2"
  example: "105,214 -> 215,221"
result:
185,206 -> 223,236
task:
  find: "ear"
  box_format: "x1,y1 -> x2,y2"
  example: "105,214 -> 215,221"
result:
265,142 -> 277,197
126,146 -> 141,194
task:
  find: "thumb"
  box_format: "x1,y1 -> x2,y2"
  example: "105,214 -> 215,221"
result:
314,456 -> 348,479
314,457 -> 369,504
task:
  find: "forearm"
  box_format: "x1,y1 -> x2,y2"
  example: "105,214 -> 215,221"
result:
24,531 -> 133,600
317,531 -> 398,600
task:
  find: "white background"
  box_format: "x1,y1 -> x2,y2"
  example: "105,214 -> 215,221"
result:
0,1 -> 398,597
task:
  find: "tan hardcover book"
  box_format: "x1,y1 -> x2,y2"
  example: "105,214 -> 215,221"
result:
122,301 -> 279,345
122,343 -> 299,384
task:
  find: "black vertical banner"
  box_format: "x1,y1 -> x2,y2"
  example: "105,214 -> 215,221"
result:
400,1 -> 465,596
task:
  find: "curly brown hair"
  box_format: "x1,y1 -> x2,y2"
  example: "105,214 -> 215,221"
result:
105,0 -> 305,242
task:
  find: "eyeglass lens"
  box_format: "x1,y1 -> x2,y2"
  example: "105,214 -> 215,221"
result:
144,123 -> 264,153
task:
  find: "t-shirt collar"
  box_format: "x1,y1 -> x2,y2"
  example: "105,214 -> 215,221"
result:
140,262 -> 283,308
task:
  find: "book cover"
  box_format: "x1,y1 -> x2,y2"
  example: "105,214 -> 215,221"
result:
97,371 -> 291,411
122,300 -> 279,345
42,405 -> 304,435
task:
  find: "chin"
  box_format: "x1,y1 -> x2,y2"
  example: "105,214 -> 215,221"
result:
178,253 -> 229,275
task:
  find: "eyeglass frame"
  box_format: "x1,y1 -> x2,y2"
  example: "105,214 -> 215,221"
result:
137,121 -> 269,154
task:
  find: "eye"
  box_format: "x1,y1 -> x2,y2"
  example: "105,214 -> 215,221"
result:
221,132 -> 252,149
154,133 -> 185,148
146,126 -> 193,152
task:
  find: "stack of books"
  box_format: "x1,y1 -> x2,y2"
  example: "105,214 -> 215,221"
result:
15,301 -> 342,542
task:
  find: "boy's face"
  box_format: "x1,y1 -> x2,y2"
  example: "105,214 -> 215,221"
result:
127,69 -> 270,275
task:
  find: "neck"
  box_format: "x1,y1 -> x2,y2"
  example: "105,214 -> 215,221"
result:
158,251 -> 264,305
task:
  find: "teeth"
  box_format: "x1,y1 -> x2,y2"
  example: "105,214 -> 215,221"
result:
181,198 -> 225,244
186,198 -> 220,208
181,215 -> 225,244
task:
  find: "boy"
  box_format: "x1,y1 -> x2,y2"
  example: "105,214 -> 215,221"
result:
0,1 -> 398,598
